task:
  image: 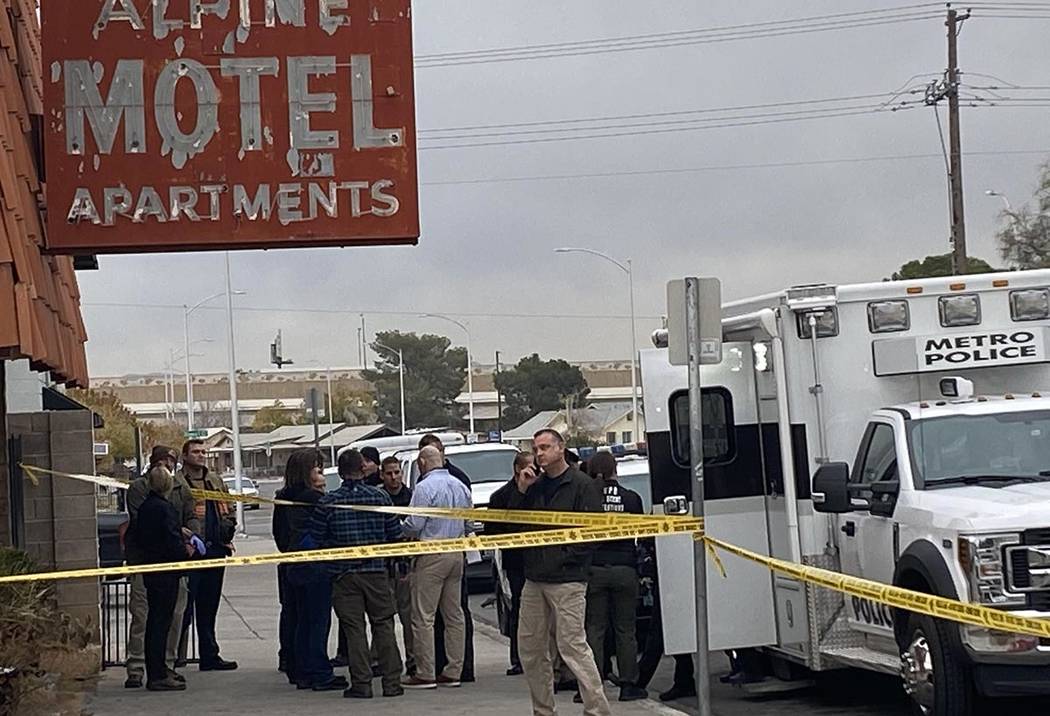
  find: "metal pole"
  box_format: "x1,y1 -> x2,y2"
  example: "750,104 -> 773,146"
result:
627,258 -> 639,440
224,252 -> 245,535
465,326 -> 475,436
183,307 -> 194,430
684,277 -> 712,716
398,349 -> 406,434
360,314 -> 367,366
326,368 -> 336,465
310,388 -> 320,448
495,350 -> 504,438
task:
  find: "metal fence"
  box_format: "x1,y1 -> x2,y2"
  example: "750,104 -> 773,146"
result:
101,578 -> 199,670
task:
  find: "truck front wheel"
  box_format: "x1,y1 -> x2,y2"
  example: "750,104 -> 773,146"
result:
899,613 -> 973,716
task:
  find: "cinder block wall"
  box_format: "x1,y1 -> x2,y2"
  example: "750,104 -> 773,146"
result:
8,410 -> 100,642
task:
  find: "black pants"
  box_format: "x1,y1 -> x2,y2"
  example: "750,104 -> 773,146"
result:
293,576 -> 334,686
144,573 -> 179,684
277,565 -> 297,673
185,565 -> 226,665
507,568 -> 525,668
637,580 -> 695,691
435,563 -> 474,680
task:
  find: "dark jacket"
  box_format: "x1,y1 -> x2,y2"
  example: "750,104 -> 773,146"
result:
505,465 -> 603,583
133,492 -> 188,565
125,471 -> 199,566
487,477 -> 524,573
592,478 -> 644,568
272,486 -> 323,552
179,466 -> 237,554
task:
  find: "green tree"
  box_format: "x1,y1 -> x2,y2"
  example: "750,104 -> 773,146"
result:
67,389 -> 184,472
890,253 -> 995,281
330,387 -> 378,425
996,163 -> 1050,268
363,331 -> 467,430
252,401 -> 300,433
495,354 -> 589,428
68,389 -> 136,472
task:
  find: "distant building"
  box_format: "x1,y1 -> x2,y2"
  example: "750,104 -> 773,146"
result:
205,422 -> 396,477
91,359 -> 642,434
503,401 -> 643,449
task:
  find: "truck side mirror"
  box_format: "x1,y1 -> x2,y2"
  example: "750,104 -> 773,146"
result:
812,462 -> 852,513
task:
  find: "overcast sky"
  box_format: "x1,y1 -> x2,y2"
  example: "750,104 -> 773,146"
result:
78,0 -> 1050,378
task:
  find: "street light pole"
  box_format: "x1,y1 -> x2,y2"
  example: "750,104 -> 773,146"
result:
375,342 -> 406,434
184,291 -> 241,430
554,248 -> 639,433
420,313 -> 475,436
223,252 -> 245,535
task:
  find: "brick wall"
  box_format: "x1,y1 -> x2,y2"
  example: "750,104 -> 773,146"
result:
7,410 -> 100,642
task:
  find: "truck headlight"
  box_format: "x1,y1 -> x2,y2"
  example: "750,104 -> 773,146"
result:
958,533 -> 1024,607
1010,288 -> 1050,322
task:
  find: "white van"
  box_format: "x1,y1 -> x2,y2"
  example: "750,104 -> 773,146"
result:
644,270 -> 1050,715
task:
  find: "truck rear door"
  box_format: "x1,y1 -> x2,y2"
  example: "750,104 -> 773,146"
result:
642,346 -> 779,652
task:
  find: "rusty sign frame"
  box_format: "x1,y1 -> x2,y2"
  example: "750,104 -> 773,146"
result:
42,0 -> 419,254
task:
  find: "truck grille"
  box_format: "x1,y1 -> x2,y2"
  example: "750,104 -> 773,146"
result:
1006,530 -> 1050,597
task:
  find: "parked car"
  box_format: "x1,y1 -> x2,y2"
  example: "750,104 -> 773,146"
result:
223,477 -> 261,509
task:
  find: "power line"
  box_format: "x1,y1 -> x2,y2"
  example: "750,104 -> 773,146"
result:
80,302 -> 667,322
418,92 -> 909,136
418,106 -> 917,151
415,4 -> 940,61
415,11 -> 943,68
418,149 -> 1050,187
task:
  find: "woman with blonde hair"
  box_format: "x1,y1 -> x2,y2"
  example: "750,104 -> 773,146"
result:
131,466 -> 195,691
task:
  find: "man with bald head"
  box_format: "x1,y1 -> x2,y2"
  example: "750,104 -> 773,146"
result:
401,446 -> 473,690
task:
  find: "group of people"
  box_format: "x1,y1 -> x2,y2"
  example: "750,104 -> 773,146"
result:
122,429 -> 699,713
123,440 -> 238,692
271,434 -> 476,698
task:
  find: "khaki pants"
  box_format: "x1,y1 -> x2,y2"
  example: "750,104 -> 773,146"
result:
126,574 -> 188,678
519,580 -> 610,716
333,571 -> 402,691
411,553 -> 464,681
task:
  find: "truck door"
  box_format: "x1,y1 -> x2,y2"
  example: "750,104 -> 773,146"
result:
641,346 -> 778,653
837,419 -> 901,640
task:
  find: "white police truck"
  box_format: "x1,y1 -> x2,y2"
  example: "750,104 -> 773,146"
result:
642,270 -> 1050,715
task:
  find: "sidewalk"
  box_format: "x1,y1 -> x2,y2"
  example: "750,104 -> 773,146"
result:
87,536 -> 680,716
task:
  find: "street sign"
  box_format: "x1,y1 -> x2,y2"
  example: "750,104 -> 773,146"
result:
93,442 -> 110,456
185,429 -> 207,439
488,430 -> 501,443
666,279 -> 723,366
42,0 -> 418,254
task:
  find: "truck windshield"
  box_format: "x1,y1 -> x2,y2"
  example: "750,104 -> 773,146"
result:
907,410 -> 1050,487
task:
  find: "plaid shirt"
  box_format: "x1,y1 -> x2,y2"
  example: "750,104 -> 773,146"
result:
306,478 -> 402,576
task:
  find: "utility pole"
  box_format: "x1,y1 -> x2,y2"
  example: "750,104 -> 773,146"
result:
946,6 -> 970,275
494,350 -> 504,439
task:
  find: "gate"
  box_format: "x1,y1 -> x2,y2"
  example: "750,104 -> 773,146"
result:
101,578 -> 198,669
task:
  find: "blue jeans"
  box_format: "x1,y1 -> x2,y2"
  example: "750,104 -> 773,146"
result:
293,575 -> 334,686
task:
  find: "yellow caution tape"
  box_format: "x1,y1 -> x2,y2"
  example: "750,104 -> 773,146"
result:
0,520 -> 699,584
15,460 -> 1050,639
705,537 -> 1050,640
20,463 -> 703,531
